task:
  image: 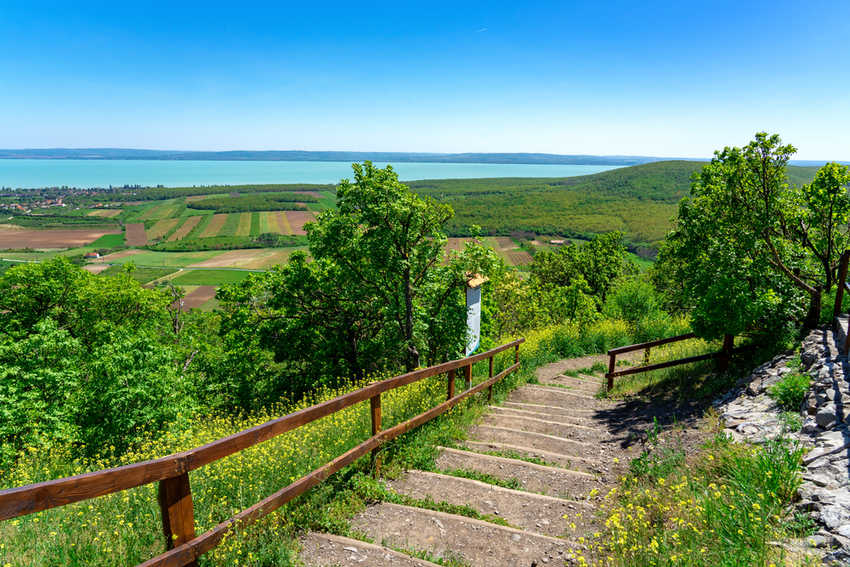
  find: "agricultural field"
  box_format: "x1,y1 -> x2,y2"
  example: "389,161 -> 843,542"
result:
0,226 -> 121,249
171,269 -> 259,286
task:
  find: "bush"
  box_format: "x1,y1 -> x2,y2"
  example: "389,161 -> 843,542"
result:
768,372 -> 811,411
603,278 -> 661,326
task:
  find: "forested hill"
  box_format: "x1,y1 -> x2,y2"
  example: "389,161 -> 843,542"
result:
411,161 -> 821,246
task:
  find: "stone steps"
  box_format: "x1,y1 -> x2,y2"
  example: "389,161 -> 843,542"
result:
383,470 -> 588,537
434,446 -> 602,498
508,385 -> 604,409
349,502 -> 570,567
479,412 -> 606,441
501,400 -> 598,419
537,375 -> 602,393
300,532 -> 441,566
487,404 -> 597,426
468,424 -> 605,461
461,439 -> 602,474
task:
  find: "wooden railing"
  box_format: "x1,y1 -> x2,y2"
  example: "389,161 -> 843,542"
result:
605,333 -> 735,391
0,339 -> 524,567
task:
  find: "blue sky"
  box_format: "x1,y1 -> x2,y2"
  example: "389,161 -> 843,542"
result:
1,1 -> 848,159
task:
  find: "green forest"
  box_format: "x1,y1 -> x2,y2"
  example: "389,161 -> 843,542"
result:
1,134 -> 848,566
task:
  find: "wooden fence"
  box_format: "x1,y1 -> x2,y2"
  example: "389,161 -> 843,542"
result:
0,338 -> 524,567
605,333 -> 736,391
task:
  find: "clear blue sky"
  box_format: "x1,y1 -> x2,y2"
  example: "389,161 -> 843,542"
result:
2,1 -> 848,160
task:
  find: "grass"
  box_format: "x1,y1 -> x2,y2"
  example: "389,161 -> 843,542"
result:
99,265 -> 178,284
768,373 -> 811,412
89,233 -> 125,248
575,433 -> 813,567
170,269 -> 260,286
0,327 -> 556,567
95,250 -> 224,267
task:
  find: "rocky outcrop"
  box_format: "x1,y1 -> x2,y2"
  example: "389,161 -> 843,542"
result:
715,325 -> 850,564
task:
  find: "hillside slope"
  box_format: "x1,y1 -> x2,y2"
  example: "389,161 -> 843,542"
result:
412,161 -> 820,247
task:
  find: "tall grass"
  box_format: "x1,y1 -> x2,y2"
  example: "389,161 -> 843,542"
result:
0,329 -> 555,567
573,434 -> 812,567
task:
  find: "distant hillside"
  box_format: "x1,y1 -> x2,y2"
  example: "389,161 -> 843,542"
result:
412,160 -> 821,248
0,148 -> 666,166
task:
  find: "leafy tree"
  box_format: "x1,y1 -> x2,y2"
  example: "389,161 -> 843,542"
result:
530,232 -> 634,303
217,163 -> 495,401
791,162 -> 850,290
655,132 -> 829,338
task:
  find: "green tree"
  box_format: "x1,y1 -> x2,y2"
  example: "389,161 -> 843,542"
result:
655,132 -> 824,338
217,163 -> 494,401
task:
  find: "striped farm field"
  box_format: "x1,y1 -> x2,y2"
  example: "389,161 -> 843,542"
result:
235,213 -> 252,236
276,211 -> 293,235
258,211 -> 282,234
147,218 -> 181,241
199,214 -> 228,237
167,216 -> 203,241
87,209 -> 121,218
138,202 -> 180,221
124,223 -> 148,246
285,211 -> 316,236
218,213 -> 241,237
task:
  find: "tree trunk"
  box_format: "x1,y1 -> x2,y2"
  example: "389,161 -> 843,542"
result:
804,286 -> 822,329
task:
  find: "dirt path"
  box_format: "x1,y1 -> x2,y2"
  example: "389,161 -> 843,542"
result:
300,354 -> 679,567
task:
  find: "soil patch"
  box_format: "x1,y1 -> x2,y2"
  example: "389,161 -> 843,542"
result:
0,228 -> 121,249
82,264 -> 111,274
199,214 -> 227,237
167,216 -> 202,241
181,286 -> 217,311
286,211 -> 316,235
124,223 -> 147,246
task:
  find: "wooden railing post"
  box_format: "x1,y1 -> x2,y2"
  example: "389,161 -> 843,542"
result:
370,394 -> 382,475
157,473 -> 198,566
834,250 -> 850,320
464,363 -> 472,391
606,353 -> 616,391
447,368 -> 455,400
718,334 -> 734,372
515,343 -> 519,364
487,356 -> 494,402
644,347 -> 651,365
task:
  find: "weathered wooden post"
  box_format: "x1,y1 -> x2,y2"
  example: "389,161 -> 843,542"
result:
644,347 -> 651,365
158,473 -> 198,566
718,334 -> 734,372
447,368 -> 455,400
487,355 -> 494,402
833,250 -> 850,320
370,394 -> 382,475
606,352 -> 616,391
464,363 -> 472,391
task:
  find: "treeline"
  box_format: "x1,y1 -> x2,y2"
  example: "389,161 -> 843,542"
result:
6,211 -> 120,228
187,194 -> 313,213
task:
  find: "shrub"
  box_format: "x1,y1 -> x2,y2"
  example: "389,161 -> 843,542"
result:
768,372 -> 811,411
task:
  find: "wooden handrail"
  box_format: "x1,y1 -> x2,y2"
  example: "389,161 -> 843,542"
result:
605,333 -> 734,390
0,339 -> 524,567
606,332 -> 696,355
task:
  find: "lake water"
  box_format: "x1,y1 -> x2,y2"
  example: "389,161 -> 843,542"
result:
0,159 -> 620,188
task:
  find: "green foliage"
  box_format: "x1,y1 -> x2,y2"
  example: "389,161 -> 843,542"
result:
768,373 -> 811,411
0,258 -> 194,463
187,194 -> 311,213
99,264 -> 177,283
592,434 -> 807,566
655,133 -> 816,340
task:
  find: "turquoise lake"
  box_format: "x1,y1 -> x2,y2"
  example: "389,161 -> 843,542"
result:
0,160 -> 620,188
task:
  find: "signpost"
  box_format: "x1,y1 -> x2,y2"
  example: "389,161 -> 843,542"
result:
465,274 -> 487,356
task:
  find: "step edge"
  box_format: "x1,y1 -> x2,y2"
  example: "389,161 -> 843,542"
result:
436,446 -> 595,478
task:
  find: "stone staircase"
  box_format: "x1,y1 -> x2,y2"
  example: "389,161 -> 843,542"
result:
300,358 -> 651,567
